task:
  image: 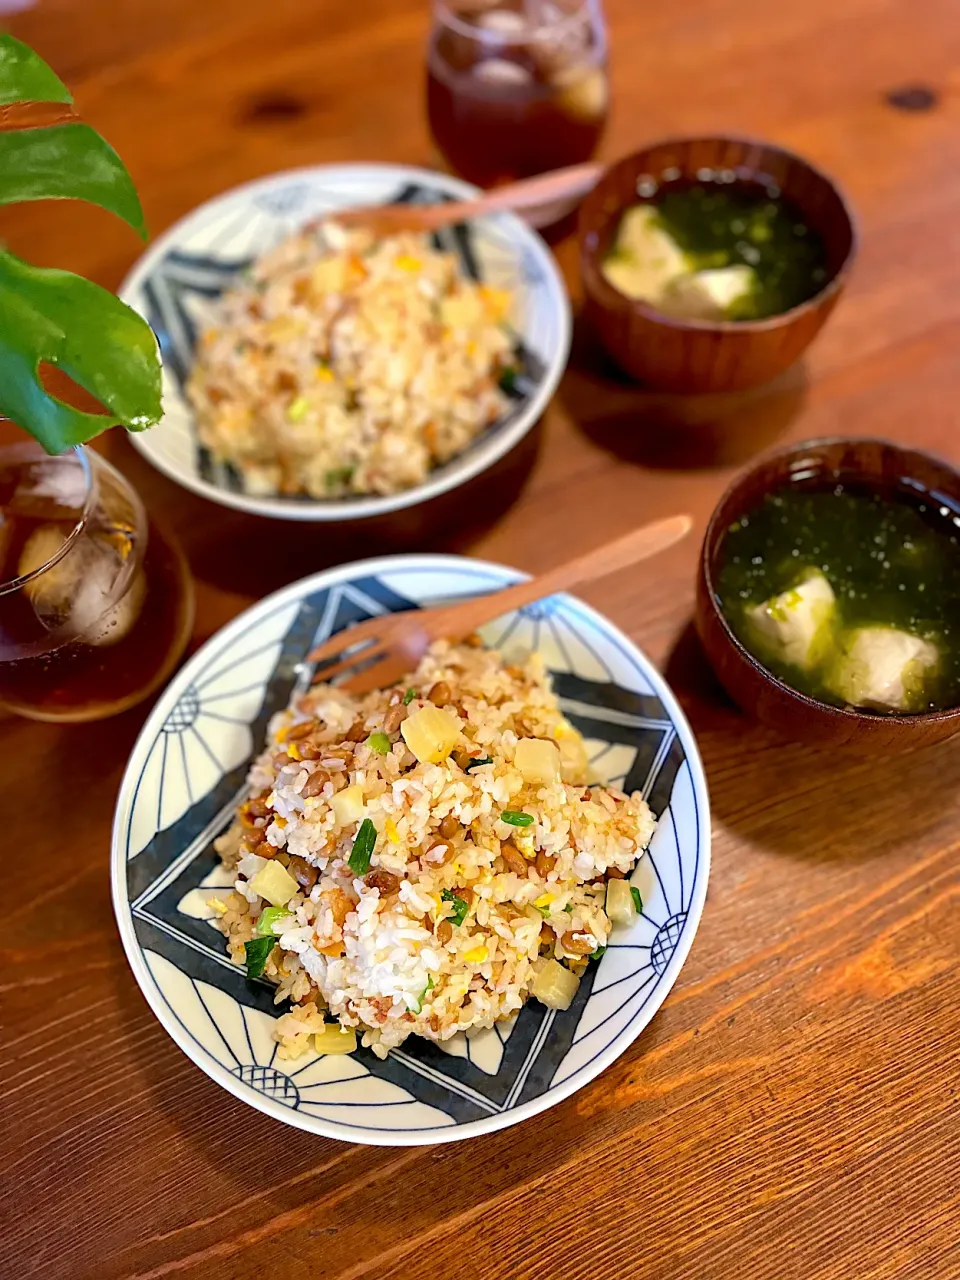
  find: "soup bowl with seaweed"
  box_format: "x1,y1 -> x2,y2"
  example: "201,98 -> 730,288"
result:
579,137 -> 856,394
696,437 -> 960,750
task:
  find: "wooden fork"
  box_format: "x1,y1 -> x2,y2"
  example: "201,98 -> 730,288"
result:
327,162 -> 602,236
306,514 -> 692,695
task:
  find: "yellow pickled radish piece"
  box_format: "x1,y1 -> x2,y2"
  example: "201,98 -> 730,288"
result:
532,959 -> 580,1010
515,738 -> 562,785
314,1024 -> 357,1055
249,859 -> 298,907
401,705 -> 463,764
554,720 -> 590,783
332,784 -> 365,825
605,878 -> 637,925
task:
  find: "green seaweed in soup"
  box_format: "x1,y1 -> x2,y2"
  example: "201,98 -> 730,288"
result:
602,175 -> 829,322
715,482 -> 960,713
655,180 -> 829,320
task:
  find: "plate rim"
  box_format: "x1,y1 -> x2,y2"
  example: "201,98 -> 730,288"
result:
110,552 -> 711,1145
118,162 -> 572,522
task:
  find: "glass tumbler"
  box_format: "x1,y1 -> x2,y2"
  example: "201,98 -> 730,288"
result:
0,441 -> 194,722
426,0 -> 609,187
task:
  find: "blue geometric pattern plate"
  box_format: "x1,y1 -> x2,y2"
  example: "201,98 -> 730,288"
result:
117,164 -> 571,521
111,555 -> 710,1145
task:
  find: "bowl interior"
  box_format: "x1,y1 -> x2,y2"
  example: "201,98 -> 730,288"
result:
111,555 -> 710,1145
581,136 -> 856,326
119,164 -> 570,521
702,437 -> 960,724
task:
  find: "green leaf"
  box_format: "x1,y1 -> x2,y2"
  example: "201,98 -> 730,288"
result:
0,249 -> 162,454
244,936 -> 276,980
0,123 -> 147,237
347,818 -> 377,875
0,35 -> 71,105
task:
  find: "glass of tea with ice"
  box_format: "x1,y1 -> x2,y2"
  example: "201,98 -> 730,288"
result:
0,442 -> 193,722
426,0 -> 608,187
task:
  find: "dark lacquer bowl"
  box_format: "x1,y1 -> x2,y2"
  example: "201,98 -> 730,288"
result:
579,137 -> 857,394
695,437 -> 960,750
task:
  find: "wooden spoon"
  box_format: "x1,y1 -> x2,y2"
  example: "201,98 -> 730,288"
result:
328,162 -> 602,236
306,514 -> 692,694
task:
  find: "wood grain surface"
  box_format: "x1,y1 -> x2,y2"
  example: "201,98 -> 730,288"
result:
2,2 -> 959,1278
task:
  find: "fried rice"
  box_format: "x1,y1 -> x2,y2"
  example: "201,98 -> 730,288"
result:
213,641 -> 656,1060
186,222 -> 516,499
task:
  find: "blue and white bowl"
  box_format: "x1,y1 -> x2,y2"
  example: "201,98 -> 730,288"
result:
118,164 -> 571,521
111,555 -> 710,1145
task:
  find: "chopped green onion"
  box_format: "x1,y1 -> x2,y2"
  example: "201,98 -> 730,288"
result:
368,731 -> 390,755
564,903 -> 574,914
402,687 -> 417,705
325,465 -> 354,489
590,945 -> 607,961
630,885 -> 643,914
288,396 -> 310,422
498,366 -> 519,394
412,976 -> 434,1014
536,904 -> 551,919
500,810 -> 534,827
465,756 -> 493,773
348,818 -> 377,875
243,936 -> 275,979
441,888 -> 469,928
255,906 -> 293,937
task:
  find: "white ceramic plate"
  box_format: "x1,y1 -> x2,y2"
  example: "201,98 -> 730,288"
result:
111,555 -> 710,1145
118,164 -> 571,521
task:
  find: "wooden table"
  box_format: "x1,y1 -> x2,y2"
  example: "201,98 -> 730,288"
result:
3,1 -> 959,1277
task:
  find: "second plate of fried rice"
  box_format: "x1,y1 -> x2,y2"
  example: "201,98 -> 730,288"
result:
112,554 -> 710,1145
119,164 -> 570,521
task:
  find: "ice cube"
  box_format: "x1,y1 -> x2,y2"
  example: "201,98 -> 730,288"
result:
552,64 -> 608,121
473,56 -> 533,86
826,627 -> 938,711
85,567 -> 146,647
8,458 -> 88,520
19,523 -> 145,646
476,8 -> 529,36
746,569 -> 837,671
0,515 -> 13,583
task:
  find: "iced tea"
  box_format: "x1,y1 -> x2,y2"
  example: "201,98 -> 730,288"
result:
0,444 -> 193,722
426,0 -> 608,187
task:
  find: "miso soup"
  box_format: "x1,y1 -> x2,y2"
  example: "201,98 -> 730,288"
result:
715,481 -> 960,714
602,173 -> 829,323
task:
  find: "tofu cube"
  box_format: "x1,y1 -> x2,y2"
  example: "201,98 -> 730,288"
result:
746,569 -> 837,671
662,265 -> 757,320
601,206 -> 689,303
827,627 -> 938,711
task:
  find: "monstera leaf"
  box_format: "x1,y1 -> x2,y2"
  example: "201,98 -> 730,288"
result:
0,35 -> 161,452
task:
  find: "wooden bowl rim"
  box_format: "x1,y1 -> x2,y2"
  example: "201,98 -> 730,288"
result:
700,434 -> 960,728
579,133 -> 859,335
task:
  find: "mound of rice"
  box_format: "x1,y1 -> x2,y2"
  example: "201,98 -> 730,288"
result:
214,640 -> 655,1059
186,222 -> 516,499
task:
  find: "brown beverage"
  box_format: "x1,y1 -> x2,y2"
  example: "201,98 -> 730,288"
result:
426,0 -> 608,187
0,444 -> 193,722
